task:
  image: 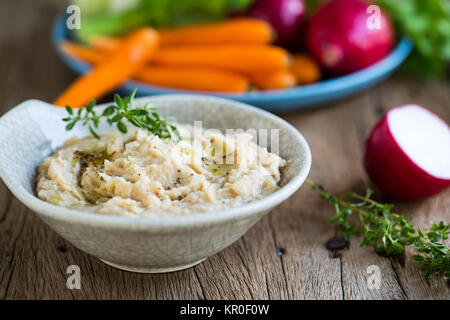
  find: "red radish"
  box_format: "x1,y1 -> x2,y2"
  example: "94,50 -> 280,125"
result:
307,0 -> 394,75
364,105 -> 450,201
247,0 -> 306,49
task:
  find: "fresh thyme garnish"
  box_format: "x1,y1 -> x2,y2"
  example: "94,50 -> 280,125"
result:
306,179 -> 450,278
62,89 -> 180,142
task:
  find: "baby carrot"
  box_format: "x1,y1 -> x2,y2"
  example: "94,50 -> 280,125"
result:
158,19 -> 274,45
290,54 -> 321,85
88,19 -> 274,50
135,66 -> 249,92
54,28 -> 159,108
249,69 -> 297,90
153,45 -> 290,73
59,41 -> 249,93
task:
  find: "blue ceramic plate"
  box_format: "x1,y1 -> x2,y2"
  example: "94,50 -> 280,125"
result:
52,14 -> 413,112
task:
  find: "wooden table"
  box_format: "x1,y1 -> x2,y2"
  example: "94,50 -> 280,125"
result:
0,0 -> 449,300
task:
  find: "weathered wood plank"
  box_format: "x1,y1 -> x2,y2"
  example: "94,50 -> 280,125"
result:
282,87 -> 408,300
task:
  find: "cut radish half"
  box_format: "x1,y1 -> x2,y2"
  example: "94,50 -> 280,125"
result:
364,104 -> 450,201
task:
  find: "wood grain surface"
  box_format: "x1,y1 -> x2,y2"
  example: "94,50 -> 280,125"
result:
0,0 -> 449,300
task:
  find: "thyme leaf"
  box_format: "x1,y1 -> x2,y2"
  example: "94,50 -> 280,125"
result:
62,89 -> 180,142
306,178 -> 450,278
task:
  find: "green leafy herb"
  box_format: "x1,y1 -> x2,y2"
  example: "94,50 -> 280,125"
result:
62,89 -> 180,142
375,0 -> 450,80
306,179 -> 450,278
305,0 -> 326,14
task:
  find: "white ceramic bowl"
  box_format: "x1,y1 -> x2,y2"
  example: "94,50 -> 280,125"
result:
0,95 -> 311,273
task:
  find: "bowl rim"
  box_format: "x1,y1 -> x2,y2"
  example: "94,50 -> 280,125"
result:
0,95 -> 311,230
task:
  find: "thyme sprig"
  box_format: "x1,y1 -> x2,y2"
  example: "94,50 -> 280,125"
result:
62,89 -> 180,142
306,178 -> 450,278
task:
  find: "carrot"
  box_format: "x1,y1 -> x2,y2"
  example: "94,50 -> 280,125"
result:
153,45 -> 290,73
88,19 -> 274,50
249,69 -> 297,90
60,41 -> 106,65
135,66 -> 249,92
60,41 -> 248,93
54,28 -> 159,108
158,19 -> 274,45
290,54 -> 321,85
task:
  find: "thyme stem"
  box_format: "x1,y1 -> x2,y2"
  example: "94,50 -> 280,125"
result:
62,89 -> 180,142
306,178 -> 450,278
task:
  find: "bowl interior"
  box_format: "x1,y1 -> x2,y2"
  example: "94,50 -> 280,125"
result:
0,95 -> 310,224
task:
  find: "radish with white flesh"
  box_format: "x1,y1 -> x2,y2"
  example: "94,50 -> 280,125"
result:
364,104 -> 450,201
